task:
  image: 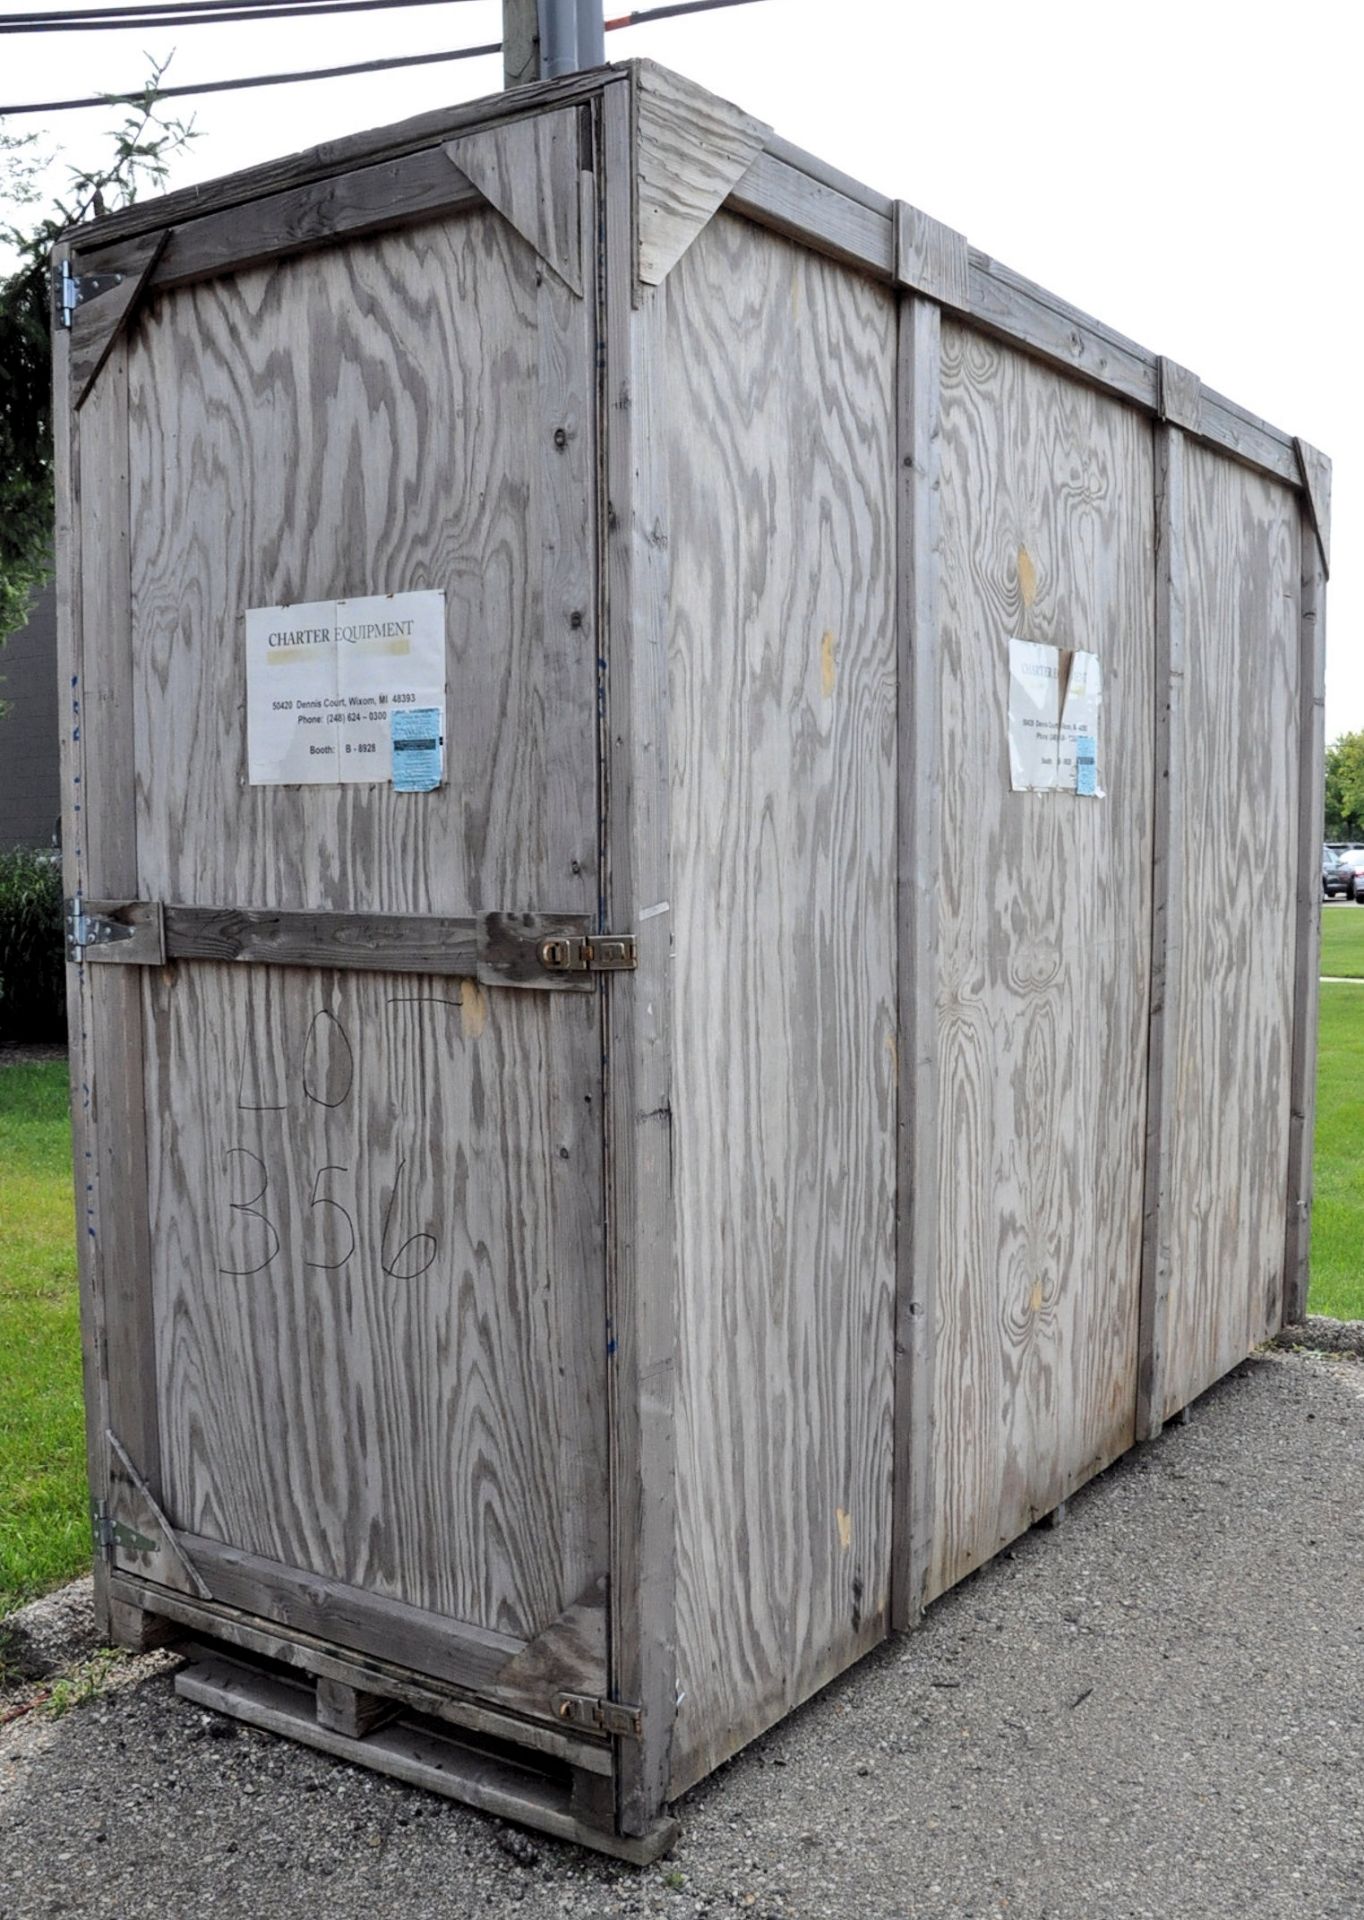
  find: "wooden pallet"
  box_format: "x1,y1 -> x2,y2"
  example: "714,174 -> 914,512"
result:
174,1643 -> 678,1866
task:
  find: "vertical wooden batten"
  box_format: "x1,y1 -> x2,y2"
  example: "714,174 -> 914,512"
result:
891,294 -> 944,1628
599,79 -> 679,1839
1136,421 -> 1188,1440
1282,479 -> 1329,1325
54,288 -> 112,1637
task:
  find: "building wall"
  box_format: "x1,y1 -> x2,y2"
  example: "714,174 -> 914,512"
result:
0,582 -> 61,852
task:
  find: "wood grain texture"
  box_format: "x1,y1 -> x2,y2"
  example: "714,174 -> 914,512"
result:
928,322 -> 1155,1604
727,149 -> 895,278
1283,529 -> 1326,1324
1136,425 -> 1188,1442
1158,358 -> 1202,435
77,902 -> 598,991
895,204 -> 969,310
174,1650 -> 678,1864
53,307 -> 113,1636
142,960 -> 608,1666
1160,448 -> 1299,1417
97,149 -> 483,304
69,231 -> 166,411
891,295 -> 945,1629
111,1572 -> 612,1772
600,82 -> 679,1840
127,203 -> 596,922
72,66 -> 623,252
446,105 -> 584,294
1294,437 -> 1332,575
68,339 -> 164,1519
664,213 -> 898,1794
631,61 -> 768,288
725,150 -> 1300,490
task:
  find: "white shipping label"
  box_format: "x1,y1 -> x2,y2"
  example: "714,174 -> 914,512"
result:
245,590 -> 446,786
1007,637 -> 1104,797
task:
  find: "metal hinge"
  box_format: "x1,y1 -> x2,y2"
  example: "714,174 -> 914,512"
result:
91,1499 -> 155,1561
66,895 -> 137,962
55,258 -> 126,330
553,1691 -> 643,1739
539,933 -> 637,974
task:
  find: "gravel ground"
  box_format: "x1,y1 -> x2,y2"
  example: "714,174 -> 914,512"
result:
2,1343 -> 1362,1920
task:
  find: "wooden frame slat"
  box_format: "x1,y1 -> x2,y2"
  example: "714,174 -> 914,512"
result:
891,293 -> 944,1628
1283,517 -> 1327,1324
71,903 -> 600,990
1136,423 -> 1188,1440
67,66 -> 627,253
600,77 -> 679,1840
109,1571 -> 612,1772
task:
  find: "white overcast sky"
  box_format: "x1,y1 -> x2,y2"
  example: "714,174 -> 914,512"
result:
4,0 -> 1359,735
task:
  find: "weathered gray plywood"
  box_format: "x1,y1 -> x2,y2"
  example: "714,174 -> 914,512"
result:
664,213 -> 898,1794
446,105 -> 584,294
928,323 -> 1155,1603
128,204 -> 595,921
142,961 -> 607,1658
1160,450 -> 1299,1417
1136,424 -> 1188,1442
891,294 -> 944,1629
600,82 -> 678,1840
632,61 -> 768,288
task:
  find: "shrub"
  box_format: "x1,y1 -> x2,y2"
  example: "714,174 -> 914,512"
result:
0,847 -> 67,1046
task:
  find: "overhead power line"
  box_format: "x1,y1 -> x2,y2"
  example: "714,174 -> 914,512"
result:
0,0 -> 479,27
0,0 -> 767,111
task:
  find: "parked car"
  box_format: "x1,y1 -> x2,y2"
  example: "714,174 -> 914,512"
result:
1324,846 -> 1356,898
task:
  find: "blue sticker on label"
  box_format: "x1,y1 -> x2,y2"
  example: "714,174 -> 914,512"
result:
1075,734 -> 1098,797
391,707 -> 443,792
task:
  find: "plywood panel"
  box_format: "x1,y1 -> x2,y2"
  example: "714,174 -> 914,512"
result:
1161,450 -> 1299,1415
144,963 -> 606,1648
665,213 -> 898,1794
128,203 -> 595,919
929,323 -> 1155,1603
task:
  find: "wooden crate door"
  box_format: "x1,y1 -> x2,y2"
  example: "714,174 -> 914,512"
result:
74,172 -> 611,1716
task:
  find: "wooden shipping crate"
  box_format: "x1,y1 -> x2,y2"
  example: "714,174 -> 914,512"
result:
56,59 -> 1329,1857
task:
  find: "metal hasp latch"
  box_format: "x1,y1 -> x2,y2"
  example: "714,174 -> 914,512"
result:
55,258 -> 126,330
66,895 -> 136,962
539,933 -> 637,974
553,1691 -> 644,1739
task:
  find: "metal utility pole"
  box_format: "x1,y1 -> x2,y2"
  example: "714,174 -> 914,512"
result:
504,0 -> 604,87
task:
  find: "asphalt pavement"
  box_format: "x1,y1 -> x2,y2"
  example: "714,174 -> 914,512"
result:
2,1335 -> 1362,1920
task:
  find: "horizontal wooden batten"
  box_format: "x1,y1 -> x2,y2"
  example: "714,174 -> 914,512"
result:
72,902 -> 599,990
67,66 -> 623,255
59,62 -> 1303,493
108,1572 -> 612,1775
727,143 -> 1301,489
80,149 -> 484,308
181,1533 -> 536,1696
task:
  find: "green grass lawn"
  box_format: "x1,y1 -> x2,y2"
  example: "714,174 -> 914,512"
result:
1309,980 -> 1364,1319
1319,900 -> 1364,979
0,1061 -> 87,1616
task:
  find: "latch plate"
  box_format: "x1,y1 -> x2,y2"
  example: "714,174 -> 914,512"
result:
553,1691 -> 644,1738
539,934 -> 637,975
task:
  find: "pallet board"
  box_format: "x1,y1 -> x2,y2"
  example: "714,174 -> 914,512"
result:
58,58 -> 1325,1858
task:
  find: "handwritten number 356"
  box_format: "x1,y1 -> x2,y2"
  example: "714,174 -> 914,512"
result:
218,1147 -> 436,1279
